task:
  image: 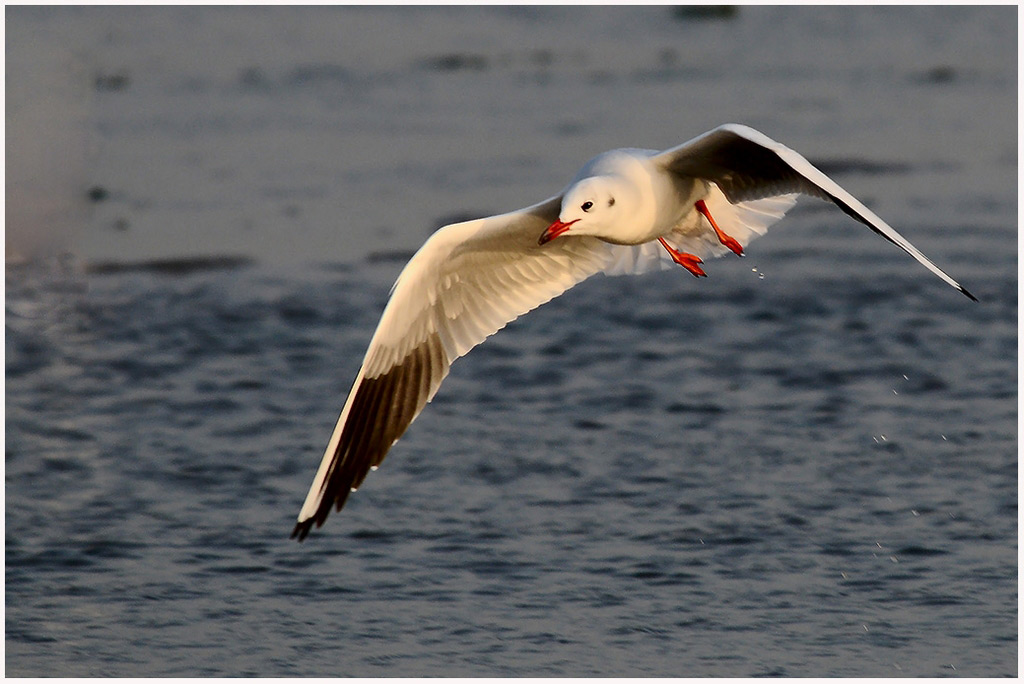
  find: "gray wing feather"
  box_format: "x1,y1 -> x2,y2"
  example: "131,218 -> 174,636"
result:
654,124 -> 976,301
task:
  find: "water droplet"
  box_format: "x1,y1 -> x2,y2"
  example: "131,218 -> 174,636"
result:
902,374 -> 909,380
370,465 -> 378,471
350,487 -> 358,493
911,509 -> 919,516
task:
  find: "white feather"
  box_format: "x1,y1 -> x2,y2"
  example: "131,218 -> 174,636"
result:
666,184 -> 799,260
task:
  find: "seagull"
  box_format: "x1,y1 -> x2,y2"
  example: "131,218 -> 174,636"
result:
291,123 -> 975,540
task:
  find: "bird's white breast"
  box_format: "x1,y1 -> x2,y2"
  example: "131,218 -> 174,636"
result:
571,149 -> 693,245
606,150 -> 706,244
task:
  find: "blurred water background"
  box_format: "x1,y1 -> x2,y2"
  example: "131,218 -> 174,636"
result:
5,6 -> 1017,676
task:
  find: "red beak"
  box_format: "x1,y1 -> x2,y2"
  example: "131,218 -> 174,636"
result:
538,218 -> 579,245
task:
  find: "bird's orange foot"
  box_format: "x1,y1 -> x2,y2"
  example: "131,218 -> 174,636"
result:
695,199 -> 743,256
658,237 -> 707,277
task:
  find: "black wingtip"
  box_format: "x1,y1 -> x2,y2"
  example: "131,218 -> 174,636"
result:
960,286 -> 979,303
291,519 -> 314,542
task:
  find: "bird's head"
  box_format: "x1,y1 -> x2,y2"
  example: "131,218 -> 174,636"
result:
538,177 -> 624,245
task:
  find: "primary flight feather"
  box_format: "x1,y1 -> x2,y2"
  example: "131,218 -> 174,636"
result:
292,123 -> 974,540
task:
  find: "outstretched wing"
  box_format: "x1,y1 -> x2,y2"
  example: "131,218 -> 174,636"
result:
292,196 -> 668,539
653,123 -> 976,301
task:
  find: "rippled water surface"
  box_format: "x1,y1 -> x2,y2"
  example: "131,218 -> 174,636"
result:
5,6 -> 1017,677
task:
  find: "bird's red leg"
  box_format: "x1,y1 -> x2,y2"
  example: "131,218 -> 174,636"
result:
658,237 -> 707,277
695,199 -> 743,256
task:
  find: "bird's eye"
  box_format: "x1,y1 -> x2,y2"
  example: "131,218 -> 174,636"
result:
581,201 -> 594,212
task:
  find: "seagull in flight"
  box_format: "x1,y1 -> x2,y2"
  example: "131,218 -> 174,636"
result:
291,123 -> 975,540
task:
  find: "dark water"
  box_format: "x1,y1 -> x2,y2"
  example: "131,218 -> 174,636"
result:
5,6 -> 1017,677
